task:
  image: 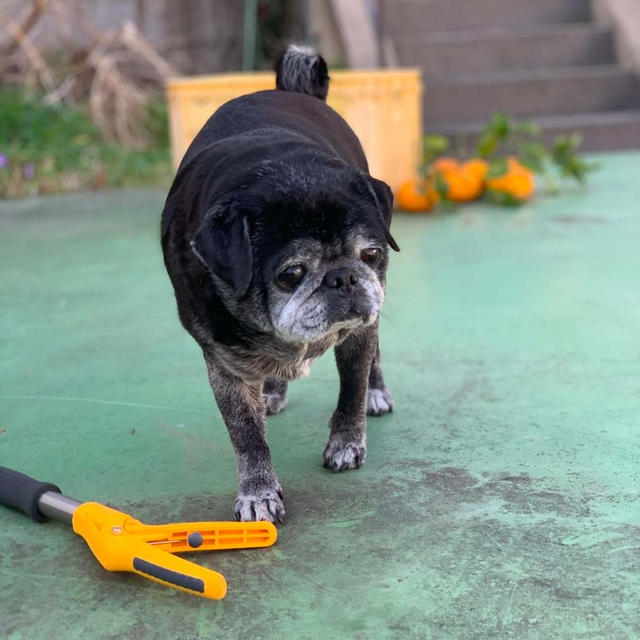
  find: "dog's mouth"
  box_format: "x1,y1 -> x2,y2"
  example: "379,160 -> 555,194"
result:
274,284 -> 383,343
328,307 -> 377,332
328,316 -> 364,333
294,309 -> 374,342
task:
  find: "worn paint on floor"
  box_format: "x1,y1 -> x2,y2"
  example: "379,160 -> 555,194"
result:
1,153 -> 639,639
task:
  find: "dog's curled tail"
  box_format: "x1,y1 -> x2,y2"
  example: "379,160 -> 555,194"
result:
275,45 -> 329,101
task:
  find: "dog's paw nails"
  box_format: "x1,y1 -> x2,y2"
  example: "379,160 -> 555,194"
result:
264,393 -> 287,415
234,492 -> 285,523
323,439 -> 366,472
367,387 -> 393,416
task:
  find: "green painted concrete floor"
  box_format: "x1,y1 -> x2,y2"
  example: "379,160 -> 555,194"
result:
1,153 -> 639,639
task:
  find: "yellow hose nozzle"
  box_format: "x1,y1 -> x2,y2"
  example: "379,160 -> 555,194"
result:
0,467 -> 275,600
72,502 -> 277,600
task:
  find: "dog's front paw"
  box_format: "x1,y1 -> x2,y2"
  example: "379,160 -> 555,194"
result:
323,436 -> 366,472
367,387 -> 393,416
234,482 -> 285,523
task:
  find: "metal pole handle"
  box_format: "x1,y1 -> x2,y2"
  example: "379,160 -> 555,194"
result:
0,466 -> 79,523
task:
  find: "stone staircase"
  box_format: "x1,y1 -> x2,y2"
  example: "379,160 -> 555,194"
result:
381,0 -> 640,150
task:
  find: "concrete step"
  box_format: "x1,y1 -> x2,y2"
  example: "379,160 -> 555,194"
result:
425,66 -> 640,124
396,24 -> 614,76
382,0 -> 591,35
428,110 -> 640,152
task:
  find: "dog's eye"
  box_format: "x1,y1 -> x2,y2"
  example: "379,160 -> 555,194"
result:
276,264 -> 306,290
360,247 -> 381,265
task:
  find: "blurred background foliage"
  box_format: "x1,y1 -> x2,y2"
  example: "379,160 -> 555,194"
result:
0,0 -> 298,198
0,90 -> 171,197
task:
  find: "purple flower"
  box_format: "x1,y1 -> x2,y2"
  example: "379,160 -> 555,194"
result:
0,153 -> 7,169
23,163 -> 35,179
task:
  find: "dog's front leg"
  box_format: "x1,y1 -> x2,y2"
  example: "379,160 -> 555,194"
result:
323,324 -> 378,471
204,352 -> 284,522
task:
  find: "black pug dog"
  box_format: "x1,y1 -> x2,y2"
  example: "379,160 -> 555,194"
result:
161,46 -> 399,523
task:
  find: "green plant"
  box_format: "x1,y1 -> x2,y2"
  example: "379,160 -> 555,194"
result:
415,111 -> 599,210
0,90 -> 172,198
474,111 -> 599,192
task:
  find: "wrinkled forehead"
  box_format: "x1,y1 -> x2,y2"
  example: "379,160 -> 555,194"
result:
252,189 -> 383,242
257,225 -> 383,277
283,225 -> 378,257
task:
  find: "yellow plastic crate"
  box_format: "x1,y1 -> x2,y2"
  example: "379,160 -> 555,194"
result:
166,69 -> 423,192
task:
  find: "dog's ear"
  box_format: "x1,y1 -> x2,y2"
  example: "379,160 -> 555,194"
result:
191,206 -> 253,297
367,176 -> 400,252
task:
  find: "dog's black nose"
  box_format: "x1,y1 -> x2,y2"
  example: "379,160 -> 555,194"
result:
323,268 -> 358,291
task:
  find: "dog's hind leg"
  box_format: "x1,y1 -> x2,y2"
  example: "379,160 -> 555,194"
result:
367,342 -> 394,416
263,378 -> 288,415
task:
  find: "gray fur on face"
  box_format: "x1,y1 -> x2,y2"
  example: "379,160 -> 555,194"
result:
267,232 -> 386,343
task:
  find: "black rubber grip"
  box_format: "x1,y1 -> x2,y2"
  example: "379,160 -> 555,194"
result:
0,466 -> 61,522
133,557 -> 205,594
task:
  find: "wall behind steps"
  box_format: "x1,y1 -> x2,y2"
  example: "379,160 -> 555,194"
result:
3,0 -> 312,75
4,0 -> 243,74
593,0 -> 640,72
308,0 -> 347,66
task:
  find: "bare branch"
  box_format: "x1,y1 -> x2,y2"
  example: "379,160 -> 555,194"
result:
0,15 -> 56,90
1,1 -> 176,148
0,0 -> 49,56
